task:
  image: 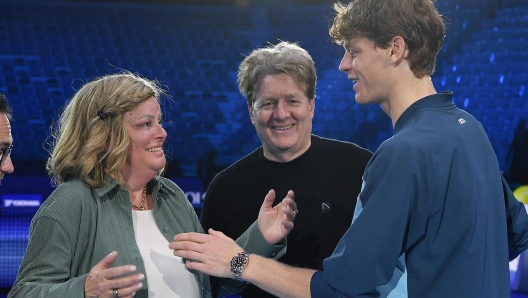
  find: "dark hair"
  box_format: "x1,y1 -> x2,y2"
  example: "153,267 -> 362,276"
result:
0,93 -> 12,120
329,0 -> 446,77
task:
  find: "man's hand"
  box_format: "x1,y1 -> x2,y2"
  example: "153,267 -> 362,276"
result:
170,229 -> 243,278
258,189 -> 297,244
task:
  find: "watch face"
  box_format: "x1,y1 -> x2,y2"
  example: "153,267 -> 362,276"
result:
230,252 -> 249,275
231,255 -> 246,272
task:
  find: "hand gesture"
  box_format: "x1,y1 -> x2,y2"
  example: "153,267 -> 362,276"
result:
257,189 -> 297,244
170,229 -> 243,278
85,251 -> 144,298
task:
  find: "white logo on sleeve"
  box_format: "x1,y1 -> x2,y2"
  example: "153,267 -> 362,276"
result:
458,118 -> 466,124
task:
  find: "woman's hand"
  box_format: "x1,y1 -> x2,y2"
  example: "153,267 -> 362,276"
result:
257,189 -> 297,244
85,251 -> 144,298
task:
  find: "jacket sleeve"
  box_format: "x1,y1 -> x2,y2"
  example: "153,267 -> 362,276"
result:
8,216 -> 86,298
504,176 -> 528,260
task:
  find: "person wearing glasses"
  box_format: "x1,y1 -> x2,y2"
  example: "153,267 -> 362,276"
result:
8,72 -> 297,298
0,93 -> 14,185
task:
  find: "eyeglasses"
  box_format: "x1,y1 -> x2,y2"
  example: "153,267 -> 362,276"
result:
0,144 -> 12,166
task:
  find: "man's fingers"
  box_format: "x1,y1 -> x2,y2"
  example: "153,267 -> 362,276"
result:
283,190 -> 297,213
173,248 -> 205,262
285,190 -> 296,206
282,204 -> 296,221
170,238 -> 205,254
173,232 -> 207,242
260,189 -> 276,212
208,228 -> 231,240
184,258 -> 211,273
280,219 -> 295,231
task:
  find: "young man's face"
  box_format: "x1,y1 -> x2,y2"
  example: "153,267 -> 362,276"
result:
0,113 -> 14,184
249,73 -> 315,163
339,37 -> 393,106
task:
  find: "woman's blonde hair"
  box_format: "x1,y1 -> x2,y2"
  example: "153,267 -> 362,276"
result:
47,72 -> 164,187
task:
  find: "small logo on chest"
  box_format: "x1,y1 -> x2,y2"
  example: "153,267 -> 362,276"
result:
321,202 -> 331,213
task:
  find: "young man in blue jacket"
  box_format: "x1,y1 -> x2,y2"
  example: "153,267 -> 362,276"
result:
170,0 -> 528,297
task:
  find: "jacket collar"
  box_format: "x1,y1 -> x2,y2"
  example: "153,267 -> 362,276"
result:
92,175 -> 177,198
394,91 -> 454,134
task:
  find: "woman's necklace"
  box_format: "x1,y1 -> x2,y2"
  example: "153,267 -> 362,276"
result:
131,186 -> 147,211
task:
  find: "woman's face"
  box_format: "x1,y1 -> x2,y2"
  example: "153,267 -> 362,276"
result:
121,97 -> 167,179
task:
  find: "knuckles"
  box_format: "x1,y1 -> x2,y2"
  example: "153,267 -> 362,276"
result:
182,241 -> 193,250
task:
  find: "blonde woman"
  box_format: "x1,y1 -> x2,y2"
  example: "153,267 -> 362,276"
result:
9,73 -> 296,298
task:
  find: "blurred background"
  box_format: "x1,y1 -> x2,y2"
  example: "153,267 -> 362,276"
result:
1,0 -> 528,296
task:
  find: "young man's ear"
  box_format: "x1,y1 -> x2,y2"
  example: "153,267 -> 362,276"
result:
389,36 -> 408,60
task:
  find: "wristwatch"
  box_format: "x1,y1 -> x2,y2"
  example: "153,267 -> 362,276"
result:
230,251 -> 250,280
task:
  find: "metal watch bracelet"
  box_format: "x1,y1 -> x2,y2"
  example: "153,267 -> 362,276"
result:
230,251 -> 250,280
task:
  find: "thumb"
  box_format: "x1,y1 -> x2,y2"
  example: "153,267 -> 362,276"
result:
94,251 -> 118,270
260,189 -> 276,212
